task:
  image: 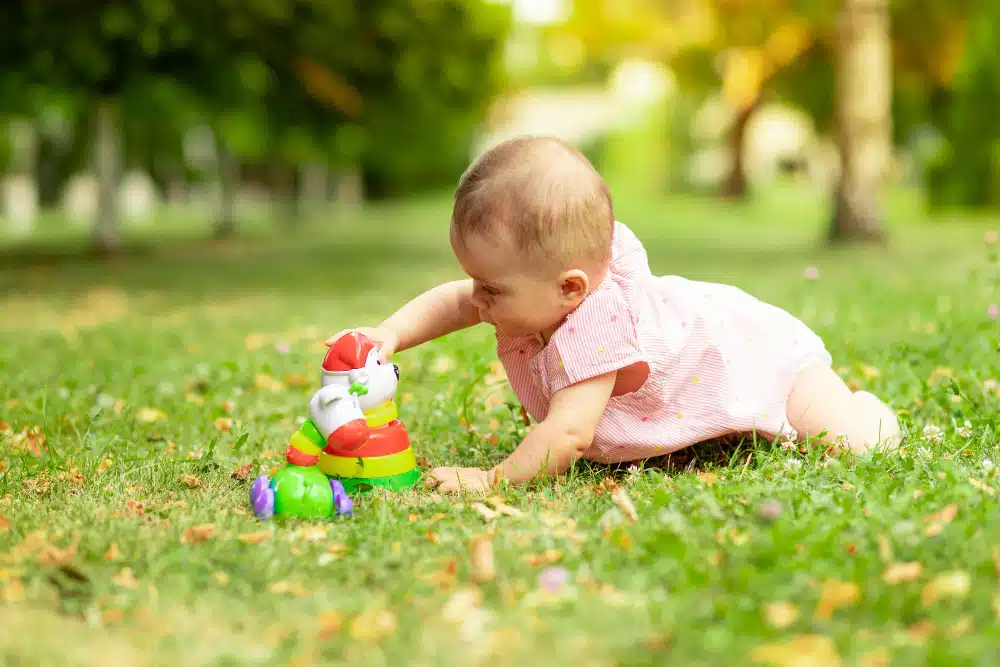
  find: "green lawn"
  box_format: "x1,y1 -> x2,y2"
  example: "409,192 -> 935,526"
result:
2,186 -> 999,666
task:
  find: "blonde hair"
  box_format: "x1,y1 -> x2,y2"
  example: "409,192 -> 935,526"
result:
451,136 -> 614,270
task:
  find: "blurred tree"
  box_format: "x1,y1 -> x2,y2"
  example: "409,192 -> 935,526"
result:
0,0 -> 510,246
922,0 -> 997,209
827,0 -> 892,243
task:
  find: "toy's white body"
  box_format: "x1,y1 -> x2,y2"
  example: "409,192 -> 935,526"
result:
308,346 -> 399,450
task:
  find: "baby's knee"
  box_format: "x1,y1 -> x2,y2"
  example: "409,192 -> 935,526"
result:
848,391 -> 901,452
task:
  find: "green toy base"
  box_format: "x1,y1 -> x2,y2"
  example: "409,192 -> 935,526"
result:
337,467 -> 421,495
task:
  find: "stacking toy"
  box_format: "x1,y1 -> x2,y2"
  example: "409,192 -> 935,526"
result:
250,332 -> 420,520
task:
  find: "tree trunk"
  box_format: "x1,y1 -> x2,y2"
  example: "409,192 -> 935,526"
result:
214,144 -> 238,238
92,99 -> 122,252
829,0 -> 892,244
721,97 -> 762,200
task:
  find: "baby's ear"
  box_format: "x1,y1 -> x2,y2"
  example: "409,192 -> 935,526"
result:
560,270 -> 589,303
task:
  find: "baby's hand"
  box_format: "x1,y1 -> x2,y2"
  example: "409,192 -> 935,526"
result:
325,326 -> 398,363
426,467 -> 492,494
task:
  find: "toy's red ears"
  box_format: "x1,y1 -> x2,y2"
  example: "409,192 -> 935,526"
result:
322,332 -> 376,372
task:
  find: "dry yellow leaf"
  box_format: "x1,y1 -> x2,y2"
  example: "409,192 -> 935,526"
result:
469,534 -> 496,581
123,499 -> 144,517
104,543 -> 121,561
471,503 -> 499,521
317,610 -> 344,640
923,504 -> 957,537
697,471 -> 719,486
177,474 -> 203,489
137,408 -> 167,423
269,581 -> 308,596
883,562 -> 923,585
814,579 -> 860,620
0,516 -> 9,533
858,647 -> 891,667
254,374 -> 285,392
947,616 -> 973,638
968,477 -> 996,496
877,535 -> 893,562
349,607 -> 397,641
238,531 -> 271,544
763,601 -> 799,629
214,417 -> 233,433
181,524 -> 216,544
488,498 -> 523,517
750,634 -> 841,667
113,567 -> 139,590
921,570 -> 970,606
611,487 -> 638,522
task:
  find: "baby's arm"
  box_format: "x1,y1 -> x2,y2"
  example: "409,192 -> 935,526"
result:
428,372 -> 615,492
491,370 -> 616,485
328,280 -> 481,358
381,280 -> 482,354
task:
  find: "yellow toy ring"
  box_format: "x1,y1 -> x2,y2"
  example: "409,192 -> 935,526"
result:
364,400 -> 398,428
320,447 -> 416,478
289,429 -> 322,455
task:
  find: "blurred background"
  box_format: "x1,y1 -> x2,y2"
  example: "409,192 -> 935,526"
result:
0,0 -> 991,256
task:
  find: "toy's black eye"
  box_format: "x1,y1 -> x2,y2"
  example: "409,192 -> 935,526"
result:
393,364 -> 399,379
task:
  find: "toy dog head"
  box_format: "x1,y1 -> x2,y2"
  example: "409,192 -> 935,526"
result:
320,332 -> 399,413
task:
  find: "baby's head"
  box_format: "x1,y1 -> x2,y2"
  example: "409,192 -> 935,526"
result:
450,135 -> 614,338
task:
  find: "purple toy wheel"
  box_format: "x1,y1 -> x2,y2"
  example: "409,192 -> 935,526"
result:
331,479 -> 353,518
250,475 -> 275,519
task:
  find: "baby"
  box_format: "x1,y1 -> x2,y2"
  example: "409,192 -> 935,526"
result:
327,136 -> 901,493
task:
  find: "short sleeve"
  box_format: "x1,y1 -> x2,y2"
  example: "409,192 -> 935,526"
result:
546,280 -> 643,394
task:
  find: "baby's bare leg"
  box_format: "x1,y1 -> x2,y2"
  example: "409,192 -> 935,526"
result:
785,363 -> 901,454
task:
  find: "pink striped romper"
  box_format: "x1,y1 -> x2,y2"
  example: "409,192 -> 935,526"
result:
496,221 -> 833,463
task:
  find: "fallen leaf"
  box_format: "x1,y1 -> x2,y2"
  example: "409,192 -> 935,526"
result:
231,463 -> 253,482
750,634 -> 840,667
299,525 -> 328,542
238,531 -> 270,544
697,471 -> 718,486
763,601 -> 799,629
968,477 -> 996,496
9,426 -> 46,456
214,418 -> 233,433
181,524 -> 216,544
254,374 -> 285,392
471,503 -> 499,522
907,620 -> 935,643
137,408 -> 167,423
858,647 -> 891,667
38,541 -> 77,566
923,504 -> 957,537
610,487 -> 638,522
349,607 -> 397,641
177,474 -> 203,489
104,543 -> 121,561
426,531 -> 440,544
123,499 -> 144,518
469,534 -> 496,582
921,570 -> 970,606
947,616 -> 973,638
487,498 -> 523,517
0,517 -> 9,532
269,581 -> 308,596
883,562 -> 923,584
814,579 -> 860,620
523,549 -> 563,567
317,610 -> 344,640
112,567 -> 139,590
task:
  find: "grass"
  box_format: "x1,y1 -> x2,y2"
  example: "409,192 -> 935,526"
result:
1,183 -> 1000,666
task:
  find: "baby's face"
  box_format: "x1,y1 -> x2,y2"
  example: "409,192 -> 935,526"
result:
452,230 -> 581,339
